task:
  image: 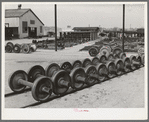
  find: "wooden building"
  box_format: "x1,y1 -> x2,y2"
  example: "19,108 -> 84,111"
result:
5,5 -> 44,39
72,27 -> 100,40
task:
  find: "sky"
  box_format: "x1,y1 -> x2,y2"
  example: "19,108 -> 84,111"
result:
4,3 -> 145,29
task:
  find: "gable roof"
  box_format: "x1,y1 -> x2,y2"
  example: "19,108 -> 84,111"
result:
72,27 -> 99,31
5,9 -> 29,18
5,9 -> 44,25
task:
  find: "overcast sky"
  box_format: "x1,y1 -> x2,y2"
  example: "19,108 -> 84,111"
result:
4,3 -> 145,29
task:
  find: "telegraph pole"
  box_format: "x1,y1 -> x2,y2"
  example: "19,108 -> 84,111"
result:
122,4 -> 125,52
55,4 -> 57,51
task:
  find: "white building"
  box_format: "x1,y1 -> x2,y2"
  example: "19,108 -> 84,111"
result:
61,26 -> 74,32
5,5 -> 44,39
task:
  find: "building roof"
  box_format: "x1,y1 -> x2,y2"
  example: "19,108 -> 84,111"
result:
71,31 -> 92,33
72,27 -> 99,31
5,9 -> 44,25
5,9 -> 29,17
103,29 -> 144,34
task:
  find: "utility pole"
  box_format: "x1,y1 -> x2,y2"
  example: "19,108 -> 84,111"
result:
55,4 -> 57,51
122,4 -> 125,52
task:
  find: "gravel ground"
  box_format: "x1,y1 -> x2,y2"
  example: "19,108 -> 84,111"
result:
4,38 -> 145,108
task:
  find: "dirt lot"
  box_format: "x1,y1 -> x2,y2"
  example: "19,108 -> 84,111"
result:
4,38 -> 145,108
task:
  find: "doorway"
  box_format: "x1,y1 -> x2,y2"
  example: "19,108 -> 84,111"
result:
28,27 -> 37,38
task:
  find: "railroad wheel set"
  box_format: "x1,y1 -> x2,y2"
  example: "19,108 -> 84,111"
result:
32,38 -> 90,49
5,42 -> 37,53
89,43 -> 122,57
32,39 -> 55,49
89,39 -> 145,58
8,49 -> 144,102
32,39 -> 65,49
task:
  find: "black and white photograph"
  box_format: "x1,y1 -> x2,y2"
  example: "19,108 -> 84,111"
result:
1,2 -> 148,120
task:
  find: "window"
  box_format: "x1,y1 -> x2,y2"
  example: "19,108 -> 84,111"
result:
22,21 -> 27,33
40,26 -> 42,33
30,20 -> 35,24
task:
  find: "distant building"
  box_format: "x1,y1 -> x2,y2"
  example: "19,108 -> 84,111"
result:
137,28 -> 144,33
43,26 -> 62,37
103,27 -> 144,38
5,5 -> 44,39
62,26 -> 74,32
72,27 -> 100,38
